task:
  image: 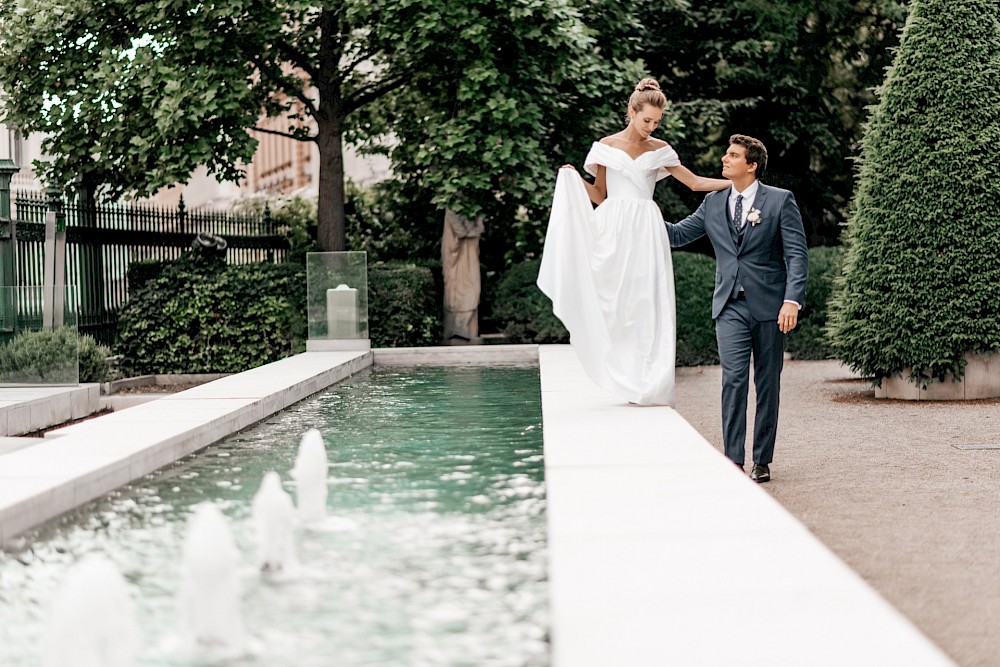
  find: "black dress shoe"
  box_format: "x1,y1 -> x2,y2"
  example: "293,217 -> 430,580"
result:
750,463 -> 770,483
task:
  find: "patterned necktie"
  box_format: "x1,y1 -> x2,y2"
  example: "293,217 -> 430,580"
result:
735,194 -> 744,231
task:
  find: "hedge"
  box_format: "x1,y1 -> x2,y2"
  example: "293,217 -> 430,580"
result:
493,246 -> 844,364
828,0 -> 1000,383
0,328 -> 112,384
117,255 -> 306,374
492,259 -> 569,344
116,257 -> 439,374
368,263 -> 440,347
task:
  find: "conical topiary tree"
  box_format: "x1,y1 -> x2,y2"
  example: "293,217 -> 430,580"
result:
828,0 -> 1000,385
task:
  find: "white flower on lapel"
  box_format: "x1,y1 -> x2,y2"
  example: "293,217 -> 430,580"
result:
746,208 -> 763,226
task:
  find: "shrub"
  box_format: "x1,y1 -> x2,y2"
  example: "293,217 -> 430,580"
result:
491,259 -> 568,344
493,249 -> 844,365
78,333 -> 114,383
368,263 -> 440,347
0,329 -> 111,384
232,194 -> 319,266
828,0 -> 1000,383
787,246 -> 845,360
127,260 -> 169,292
673,251 -> 718,366
345,180 -> 441,266
117,258 -> 306,374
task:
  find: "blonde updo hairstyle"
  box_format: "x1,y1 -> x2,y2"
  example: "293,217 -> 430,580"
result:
626,78 -> 667,124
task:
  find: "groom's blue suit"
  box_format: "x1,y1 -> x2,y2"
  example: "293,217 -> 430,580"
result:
666,183 -> 808,467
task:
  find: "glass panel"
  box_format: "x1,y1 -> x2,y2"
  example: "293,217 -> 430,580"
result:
306,252 -> 368,340
0,285 -> 80,385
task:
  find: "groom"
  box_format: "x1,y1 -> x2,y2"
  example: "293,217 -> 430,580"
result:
665,135 -> 808,482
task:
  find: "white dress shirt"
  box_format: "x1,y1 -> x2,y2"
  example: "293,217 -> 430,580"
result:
729,180 -> 759,229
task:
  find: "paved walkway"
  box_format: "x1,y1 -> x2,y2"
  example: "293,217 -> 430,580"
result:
674,360 -> 1000,667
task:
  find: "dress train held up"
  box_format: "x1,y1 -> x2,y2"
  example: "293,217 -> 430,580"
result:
537,142 -> 680,406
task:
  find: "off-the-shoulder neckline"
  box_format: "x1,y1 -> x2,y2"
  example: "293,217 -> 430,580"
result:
591,141 -> 673,162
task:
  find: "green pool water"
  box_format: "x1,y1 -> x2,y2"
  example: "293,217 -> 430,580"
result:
0,365 -> 548,666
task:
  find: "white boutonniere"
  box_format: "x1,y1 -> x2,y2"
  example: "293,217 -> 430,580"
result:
746,208 -> 763,226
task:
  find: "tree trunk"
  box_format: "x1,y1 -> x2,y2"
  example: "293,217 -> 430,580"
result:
315,116 -> 345,251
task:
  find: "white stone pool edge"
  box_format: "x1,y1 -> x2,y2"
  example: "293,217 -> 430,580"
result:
538,344 -> 953,666
0,344 -> 954,665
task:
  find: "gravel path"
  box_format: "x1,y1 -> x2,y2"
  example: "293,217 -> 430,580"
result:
674,360 -> 1000,667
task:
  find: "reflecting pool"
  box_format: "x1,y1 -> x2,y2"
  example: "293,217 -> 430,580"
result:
0,365 -> 548,666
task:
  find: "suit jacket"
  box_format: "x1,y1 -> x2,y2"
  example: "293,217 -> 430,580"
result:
665,183 -> 808,321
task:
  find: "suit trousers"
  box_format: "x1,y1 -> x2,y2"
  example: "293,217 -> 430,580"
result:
715,296 -> 786,466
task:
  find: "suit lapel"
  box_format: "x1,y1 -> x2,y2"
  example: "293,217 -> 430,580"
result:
738,184 -> 767,255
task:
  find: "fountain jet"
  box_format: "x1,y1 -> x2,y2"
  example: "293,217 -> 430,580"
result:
43,554 -> 140,667
176,502 -> 245,658
252,471 -> 298,572
290,428 -> 329,524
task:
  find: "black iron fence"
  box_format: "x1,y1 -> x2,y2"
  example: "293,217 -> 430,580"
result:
5,191 -> 290,343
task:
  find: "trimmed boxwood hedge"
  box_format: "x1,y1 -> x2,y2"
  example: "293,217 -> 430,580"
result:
828,0 -> 1000,383
492,259 -> 569,344
117,255 -> 307,374
674,251 -> 718,366
492,246 -> 843,364
116,256 -> 440,374
368,263 -> 440,347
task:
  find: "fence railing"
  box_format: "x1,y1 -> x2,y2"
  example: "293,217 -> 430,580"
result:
5,191 -> 290,344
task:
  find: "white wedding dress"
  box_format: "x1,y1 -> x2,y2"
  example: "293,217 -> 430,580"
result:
537,142 -> 681,406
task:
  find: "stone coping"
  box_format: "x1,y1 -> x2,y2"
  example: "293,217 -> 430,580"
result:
103,373 -> 230,394
373,343 -> 538,366
538,344 -> 954,666
0,351 -> 372,546
0,384 -> 100,437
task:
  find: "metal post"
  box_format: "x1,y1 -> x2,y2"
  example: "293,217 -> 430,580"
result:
0,128 -> 20,336
74,175 -> 103,333
45,185 -> 66,328
178,194 -> 186,234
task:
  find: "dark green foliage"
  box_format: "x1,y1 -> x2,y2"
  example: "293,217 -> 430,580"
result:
345,180 -> 440,266
374,0 -> 649,275
368,264 -> 440,347
272,197 -> 320,266
494,250 -> 843,363
127,260 -> 169,292
0,328 -> 110,384
673,252 -> 719,366
787,246 -> 845,360
491,259 -> 568,344
117,260 -> 306,374
233,195 -> 321,266
640,0 -> 908,244
78,334 -> 114,383
829,0 -> 1000,383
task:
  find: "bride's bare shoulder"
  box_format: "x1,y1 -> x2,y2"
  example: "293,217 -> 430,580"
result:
599,133 -> 626,147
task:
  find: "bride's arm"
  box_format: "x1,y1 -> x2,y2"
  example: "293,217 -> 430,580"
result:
560,165 -> 607,204
665,164 -> 730,192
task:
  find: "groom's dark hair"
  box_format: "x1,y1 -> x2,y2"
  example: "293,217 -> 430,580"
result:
729,134 -> 767,180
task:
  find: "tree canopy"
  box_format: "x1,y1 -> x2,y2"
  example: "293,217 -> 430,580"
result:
0,0 -> 642,254
637,0 -> 907,243
828,0 -> 1000,383
0,0 -> 909,259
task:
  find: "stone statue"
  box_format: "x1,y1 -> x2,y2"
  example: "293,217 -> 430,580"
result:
441,208 -> 484,341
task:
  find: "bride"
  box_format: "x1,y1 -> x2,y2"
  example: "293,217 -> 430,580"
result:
537,78 -> 730,406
